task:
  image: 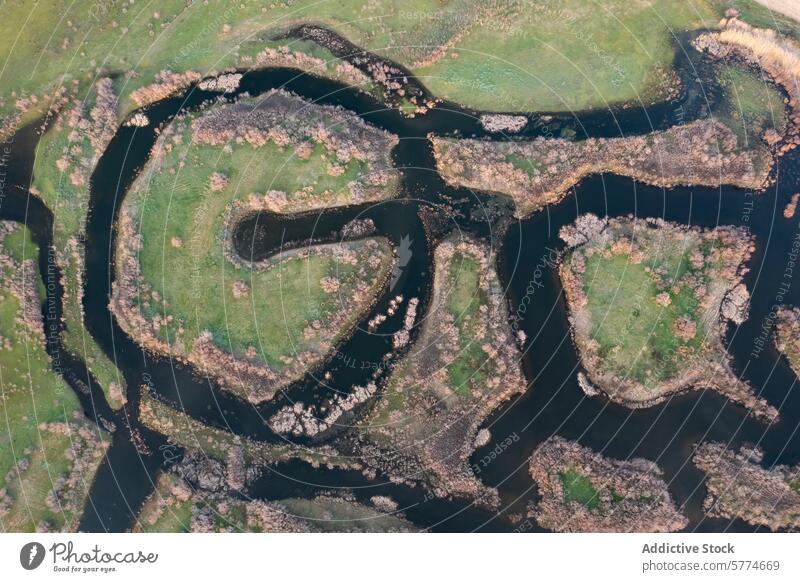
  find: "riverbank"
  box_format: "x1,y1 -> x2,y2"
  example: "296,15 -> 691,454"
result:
775,306 -> 800,375
0,222 -> 107,532
139,390 -> 357,474
31,78 -> 127,409
134,467 -> 416,532
694,15 -> 800,158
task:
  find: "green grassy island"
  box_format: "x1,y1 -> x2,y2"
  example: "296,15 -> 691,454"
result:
111,91 -> 399,403
559,214 -> 777,421
528,436 -> 687,532
0,222 -> 107,532
353,235 -> 527,507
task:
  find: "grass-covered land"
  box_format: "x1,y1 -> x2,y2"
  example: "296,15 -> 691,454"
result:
0,222 -> 107,532
32,78 -> 127,409
582,249 -> 705,386
529,436 -> 687,532
443,254 -> 488,395
559,215 -> 777,420
133,471 -> 195,533
416,1 -> 719,111
274,497 -> 416,532
2,0 -> 790,135
559,469 -> 601,510
714,62 -> 788,148
133,470 -> 309,533
112,93 -> 397,403
357,236 -> 526,506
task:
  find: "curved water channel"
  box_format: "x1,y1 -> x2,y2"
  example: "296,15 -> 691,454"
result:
2,31 -> 799,532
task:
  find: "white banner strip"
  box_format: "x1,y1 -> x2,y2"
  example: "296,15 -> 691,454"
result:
1,533 -> 798,581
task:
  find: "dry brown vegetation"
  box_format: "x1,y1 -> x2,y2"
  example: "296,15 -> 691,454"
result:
775,305 -> 800,375
528,436 -> 687,532
694,442 -> 800,531
695,16 -> 800,157
433,119 -> 767,217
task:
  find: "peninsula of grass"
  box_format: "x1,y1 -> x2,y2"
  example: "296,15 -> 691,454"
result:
433,117 -> 770,218
528,436 -> 687,532
139,390 -> 354,472
559,214 -> 777,421
32,77 -> 127,409
112,91 -> 398,403
0,222 -> 107,532
274,497 -> 416,532
354,235 -> 526,507
133,468 -> 312,533
694,441 -> 800,531
133,471 -> 194,533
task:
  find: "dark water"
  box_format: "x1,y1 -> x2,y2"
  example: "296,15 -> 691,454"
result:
1,33 -> 799,532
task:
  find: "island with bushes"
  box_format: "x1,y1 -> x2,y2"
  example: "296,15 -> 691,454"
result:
527,436 -> 687,532
694,442 -> 800,531
433,119 -> 773,218
559,214 -> 776,421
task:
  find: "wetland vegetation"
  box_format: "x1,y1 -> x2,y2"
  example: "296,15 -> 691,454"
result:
110,90 -> 399,403
2,1 -> 800,534
528,436 -> 687,532
352,235 -> 527,507
775,306 -> 800,375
